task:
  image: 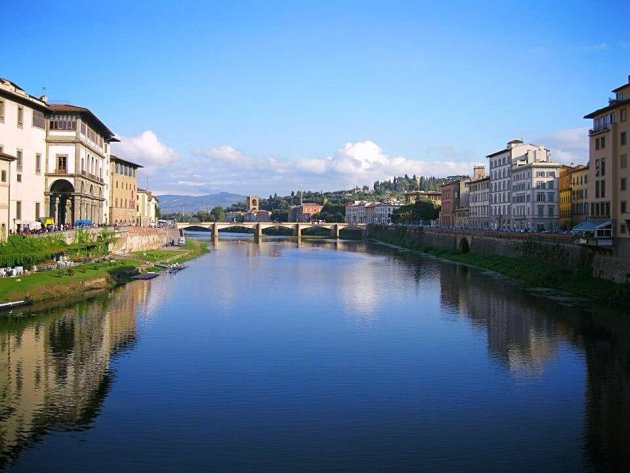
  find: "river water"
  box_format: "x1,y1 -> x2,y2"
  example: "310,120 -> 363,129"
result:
0,237 -> 629,472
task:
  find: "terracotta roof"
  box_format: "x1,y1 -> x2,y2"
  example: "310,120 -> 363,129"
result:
49,103 -> 116,138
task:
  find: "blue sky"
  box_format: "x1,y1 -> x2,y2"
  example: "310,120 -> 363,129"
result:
2,0 -> 628,196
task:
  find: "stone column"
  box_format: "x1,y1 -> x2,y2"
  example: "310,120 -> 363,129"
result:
295,223 -> 302,238
255,223 -> 263,242
212,222 -> 219,243
330,224 -> 340,239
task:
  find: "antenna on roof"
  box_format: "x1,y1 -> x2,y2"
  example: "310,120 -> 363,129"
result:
39,86 -> 48,103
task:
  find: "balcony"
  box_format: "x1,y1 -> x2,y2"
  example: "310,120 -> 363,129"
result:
589,126 -> 609,135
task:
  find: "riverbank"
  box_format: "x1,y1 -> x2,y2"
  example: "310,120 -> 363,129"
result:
369,229 -> 630,314
0,238 -> 207,314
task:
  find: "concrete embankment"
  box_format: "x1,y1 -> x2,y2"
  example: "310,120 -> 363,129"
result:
367,224 -> 630,284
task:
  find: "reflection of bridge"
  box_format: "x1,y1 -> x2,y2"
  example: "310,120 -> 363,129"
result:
177,221 -> 366,240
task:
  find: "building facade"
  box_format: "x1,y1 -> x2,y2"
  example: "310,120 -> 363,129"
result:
109,156 -> 141,225
137,188 -> 158,227
287,203 -> 323,222
0,152 -> 15,239
246,195 -> 259,212
439,179 -> 468,227
0,78 -> 48,232
345,201 -> 367,224
487,140 -> 548,230
46,104 -> 117,225
569,165 -> 589,226
404,190 -> 442,206
511,161 -> 562,232
584,75 -> 630,239
467,175 -> 490,229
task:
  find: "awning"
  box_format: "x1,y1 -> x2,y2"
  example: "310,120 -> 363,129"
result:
571,219 -> 611,233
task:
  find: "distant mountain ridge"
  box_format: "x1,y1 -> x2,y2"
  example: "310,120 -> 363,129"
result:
157,192 -> 246,214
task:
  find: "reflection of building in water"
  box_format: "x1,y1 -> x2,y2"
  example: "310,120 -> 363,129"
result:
582,315 -> 630,472
0,285 -> 146,467
439,264 -> 564,376
438,260 -> 630,470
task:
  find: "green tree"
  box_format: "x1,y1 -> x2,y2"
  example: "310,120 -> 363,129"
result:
210,206 -> 225,222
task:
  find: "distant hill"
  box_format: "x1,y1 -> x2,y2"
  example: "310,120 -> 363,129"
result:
157,192 -> 246,214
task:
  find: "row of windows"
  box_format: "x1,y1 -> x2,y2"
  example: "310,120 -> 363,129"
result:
13,201 -> 41,220
0,100 -> 45,129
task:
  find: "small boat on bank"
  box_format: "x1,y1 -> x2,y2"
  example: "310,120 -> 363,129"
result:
132,272 -> 159,280
0,298 -> 33,311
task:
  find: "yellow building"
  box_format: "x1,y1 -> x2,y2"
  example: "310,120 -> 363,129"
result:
568,165 -> 589,226
559,165 -> 573,230
0,151 -> 15,239
109,155 -> 142,225
584,75 -> 630,239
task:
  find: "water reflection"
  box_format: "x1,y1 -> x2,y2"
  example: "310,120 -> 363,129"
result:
0,241 -> 629,472
0,280 -> 150,468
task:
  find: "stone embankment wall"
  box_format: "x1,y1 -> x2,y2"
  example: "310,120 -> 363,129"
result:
111,227 -> 171,254
367,225 -> 630,283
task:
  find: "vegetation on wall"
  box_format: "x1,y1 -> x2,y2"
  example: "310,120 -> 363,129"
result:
0,229 -> 115,268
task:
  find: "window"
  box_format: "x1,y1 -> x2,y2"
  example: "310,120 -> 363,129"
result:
35,202 -> 40,220
49,114 -> 77,131
0,100 -> 4,122
622,224 -> 627,234
16,174 -> 21,182
623,178 -> 627,191
16,201 -> 21,220
35,153 -> 41,174
622,109 -> 627,122
1,170 -> 5,182
548,205 -> 554,217
601,158 -> 606,176
17,106 -> 23,128
601,136 -> 606,149
601,180 -> 606,198
16,149 -> 23,171
622,201 -> 627,213
622,132 -> 628,146
56,155 -> 67,173
32,110 -> 45,128
622,154 -> 628,169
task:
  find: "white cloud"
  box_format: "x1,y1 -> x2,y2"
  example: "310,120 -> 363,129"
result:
536,127 -> 589,165
112,130 -> 178,174
166,140 -> 475,196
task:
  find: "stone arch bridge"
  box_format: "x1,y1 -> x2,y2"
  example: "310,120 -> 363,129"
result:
177,221 -> 366,240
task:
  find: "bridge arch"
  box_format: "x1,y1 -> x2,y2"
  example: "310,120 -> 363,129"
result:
458,236 -> 471,253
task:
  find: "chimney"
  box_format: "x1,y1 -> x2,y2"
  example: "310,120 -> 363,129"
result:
39,95 -> 48,103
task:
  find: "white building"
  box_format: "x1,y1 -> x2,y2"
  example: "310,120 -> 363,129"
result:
345,201 -> 367,224
137,188 -> 159,226
46,104 -> 117,225
0,78 -> 48,232
511,161 -> 563,232
487,140 -> 550,230
365,202 -> 400,224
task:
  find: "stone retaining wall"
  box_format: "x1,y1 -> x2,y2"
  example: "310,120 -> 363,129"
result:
367,225 -> 630,283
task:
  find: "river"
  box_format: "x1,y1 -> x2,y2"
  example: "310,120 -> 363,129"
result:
0,237 -> 629,472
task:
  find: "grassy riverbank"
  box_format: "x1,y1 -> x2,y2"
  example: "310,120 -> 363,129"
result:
0,238 -> 208,310
371,233 -> 630,313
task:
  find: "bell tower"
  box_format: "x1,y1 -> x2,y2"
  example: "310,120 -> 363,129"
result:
247,195 -> 259,212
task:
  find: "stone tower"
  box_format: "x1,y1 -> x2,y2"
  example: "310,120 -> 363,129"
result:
247,195 -> 259,212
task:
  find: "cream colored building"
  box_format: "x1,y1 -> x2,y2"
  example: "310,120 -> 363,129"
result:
0,152 -> 15,239
511,161 -> 562,232
467,174 -> 490,229
137,188 -> 159,226
46,104 -> 117,225
0,78 -> 48,232
487,140 -> 549,230
110,155 -> 141,225
584,75 -> 630,239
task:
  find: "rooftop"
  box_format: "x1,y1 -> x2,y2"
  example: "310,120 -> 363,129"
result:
49,103 -> 117,139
